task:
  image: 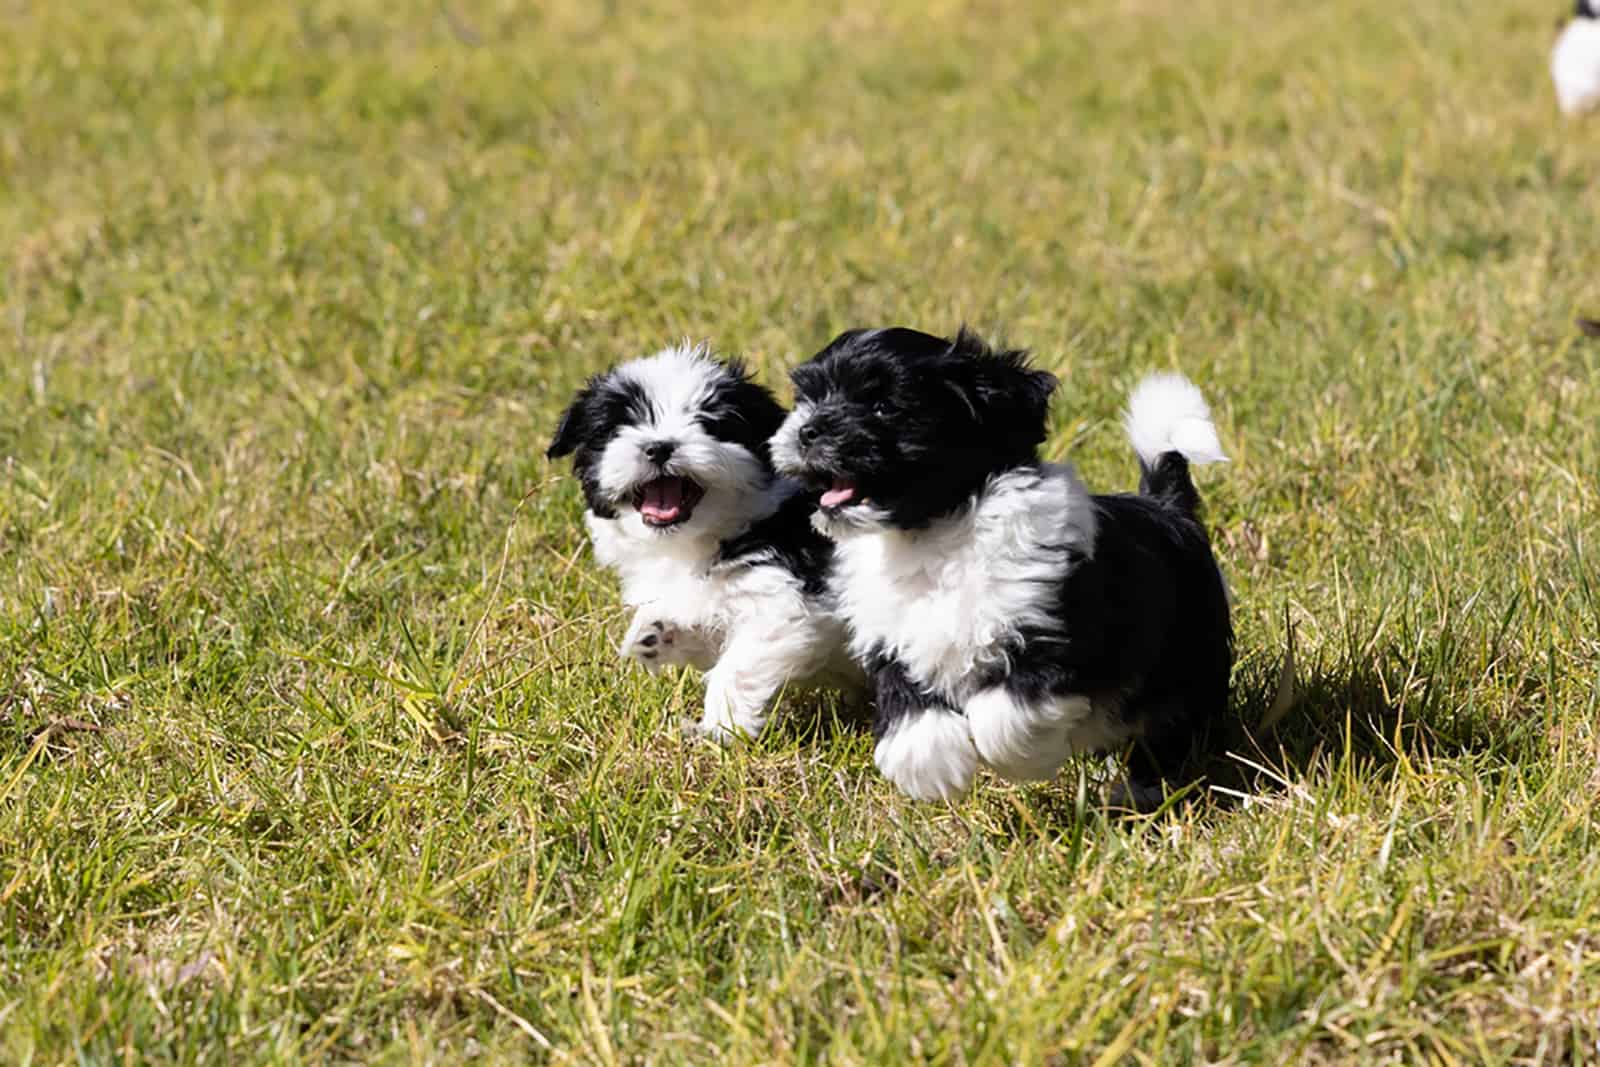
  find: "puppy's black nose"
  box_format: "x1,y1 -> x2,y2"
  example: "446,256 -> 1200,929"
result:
645,441 -> 676,465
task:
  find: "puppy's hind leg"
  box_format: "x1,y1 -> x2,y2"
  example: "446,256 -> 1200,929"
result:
1109,694 -> 1215,813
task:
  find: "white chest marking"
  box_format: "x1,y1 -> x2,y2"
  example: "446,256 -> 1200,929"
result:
587,515 -> 807,656
831,464 -> 1097,701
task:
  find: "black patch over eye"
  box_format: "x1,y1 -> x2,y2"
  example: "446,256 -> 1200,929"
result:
549,371 -> 654,458
698,406 -> 758,449
600,376 -> 655,429
696,372 -> 787,457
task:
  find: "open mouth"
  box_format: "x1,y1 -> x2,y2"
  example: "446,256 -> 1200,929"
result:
818,476 -> 863,511
632,476 -> 705,528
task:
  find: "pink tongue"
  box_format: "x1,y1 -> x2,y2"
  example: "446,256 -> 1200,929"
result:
820,480 -> 857,508
641,479 -> 684,522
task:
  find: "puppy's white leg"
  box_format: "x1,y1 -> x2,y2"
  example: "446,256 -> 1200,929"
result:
967,687 -> 1092,784
874,710 -> 979,802
692,625 -> 822,743
621,608 -> 717,672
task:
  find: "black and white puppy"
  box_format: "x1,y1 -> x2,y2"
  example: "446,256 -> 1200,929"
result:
771,327 -> 1232,808
547,343 -> 860,740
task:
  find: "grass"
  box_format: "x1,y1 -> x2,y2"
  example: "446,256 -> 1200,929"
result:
3,0 -> 1599,1061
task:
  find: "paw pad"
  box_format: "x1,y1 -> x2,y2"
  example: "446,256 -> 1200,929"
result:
626,617 -> 682,665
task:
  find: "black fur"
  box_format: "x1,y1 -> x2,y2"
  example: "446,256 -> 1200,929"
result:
867,649 -> 961,741
991,493 -> 1232,786
547,371 -> 654,519
786,326 -> 1232,800
1139,452 -> 1201,516
696,361 -> 790,468
1579,0 -> 1597,21
787,326 -> 1057,529
715,487 -> 835,598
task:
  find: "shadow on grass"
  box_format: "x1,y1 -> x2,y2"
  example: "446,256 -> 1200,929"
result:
1198,643 -> 1533,807
742,633 -> 1540,842
978,639 -> 1541,837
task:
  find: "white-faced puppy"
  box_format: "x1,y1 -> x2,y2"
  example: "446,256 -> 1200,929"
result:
547,343 -> 859,740
771,327 -> 1232,809
1553,0 -> 1600,115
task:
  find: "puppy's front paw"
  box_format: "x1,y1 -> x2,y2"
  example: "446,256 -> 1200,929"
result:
967,688 -> 1087,783
680,715 -> 739,746
621,614 -> 688,671
874,710 -> 978,803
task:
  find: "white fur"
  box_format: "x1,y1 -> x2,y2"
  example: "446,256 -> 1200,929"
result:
1124,373 -> 1227,468
768,401 -> 814,477
873,710 -> 979,802
578,346 -> 861,737
831,464 -> 1130,798
967,688 -> 1119,783
1126,372 -> 1233,608
1552,18 -> 1600,115
829,464 -> 1097,702
620,613 -> 717,671
817,374 -> 1227,803
588,479 -> 858,739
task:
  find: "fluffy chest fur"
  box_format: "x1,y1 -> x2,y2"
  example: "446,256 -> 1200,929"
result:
586,514 -> 813,652
830,464 -> 1097,701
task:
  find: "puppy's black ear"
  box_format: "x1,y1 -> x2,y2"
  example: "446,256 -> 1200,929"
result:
1002,364 -> 1059,431
948,327 -> 1058,447
723,358 -> 789,441
547,386 -> 594,459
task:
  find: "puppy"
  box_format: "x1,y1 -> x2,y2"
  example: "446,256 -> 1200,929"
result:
771,327 -> 1232,808
547,342 -> 860,740
1553,0 -> 1600,115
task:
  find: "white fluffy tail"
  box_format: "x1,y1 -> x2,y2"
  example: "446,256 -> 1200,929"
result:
1124,373 -> 1227,468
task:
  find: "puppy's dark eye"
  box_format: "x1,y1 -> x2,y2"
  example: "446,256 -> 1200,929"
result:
872,401 -> 890,418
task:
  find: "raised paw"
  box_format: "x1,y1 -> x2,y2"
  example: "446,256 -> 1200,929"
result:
617,607 -> 713,668
628,617 -> 674,662
966,688 -> 1085,784
621,613 -> 693,671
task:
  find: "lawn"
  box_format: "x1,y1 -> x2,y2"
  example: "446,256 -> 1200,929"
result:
3,0 -> 1598,1062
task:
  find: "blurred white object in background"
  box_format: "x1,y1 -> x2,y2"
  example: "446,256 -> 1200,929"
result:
1552,1 -> 1600,114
